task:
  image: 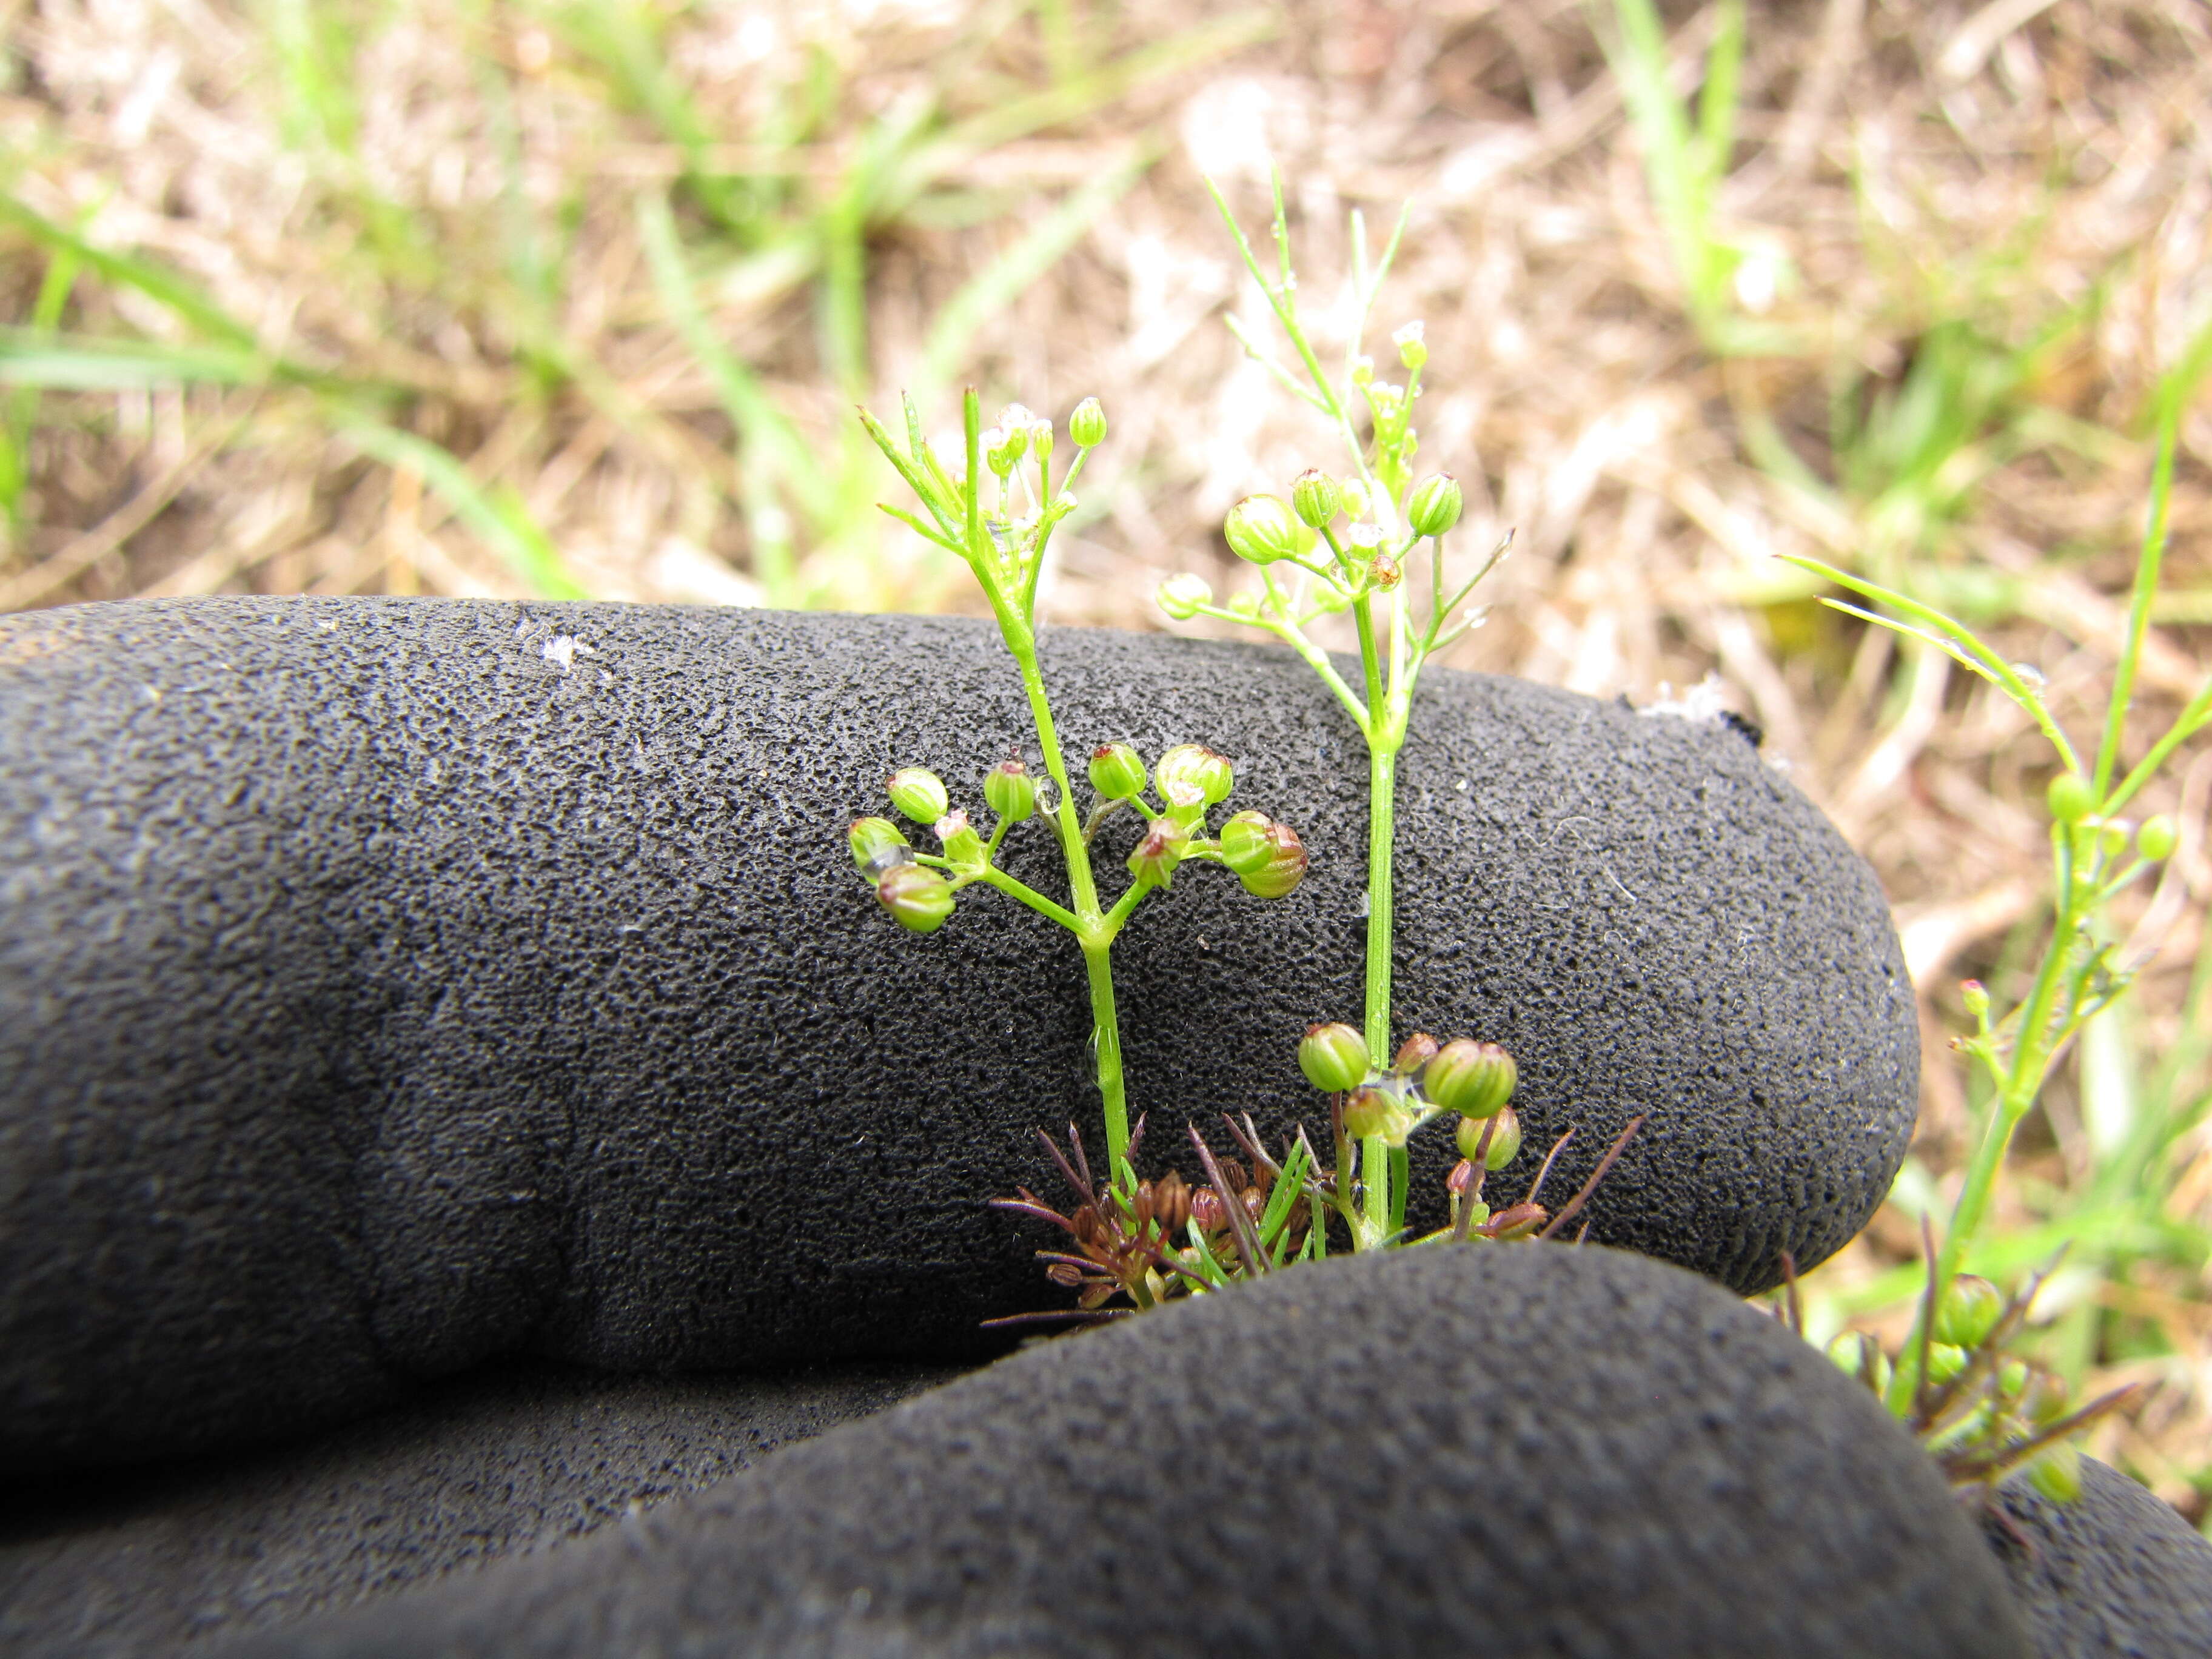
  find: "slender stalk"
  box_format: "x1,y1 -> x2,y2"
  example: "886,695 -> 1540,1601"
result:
1364,744 -> 1395,1063
1082,937 -> 1130,1188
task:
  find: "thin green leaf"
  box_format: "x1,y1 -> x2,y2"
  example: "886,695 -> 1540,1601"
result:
337,417 -> 588,600
916,149 -> 1150,393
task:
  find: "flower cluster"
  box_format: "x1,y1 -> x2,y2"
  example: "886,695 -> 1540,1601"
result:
849,742 -> 1305,937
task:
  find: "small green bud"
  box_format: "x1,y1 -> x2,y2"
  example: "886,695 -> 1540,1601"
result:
2100,819 -> 2131,859
1158,572 -> 1213,620
848,816 -> 911,874
1934,1274 -> 2006,1349
1127,815 -> 1189,888
1343,1084 -> 1413,1146
1961,979 -> 1990,1020
1236,821 -> 1308,899
1299,1022 -> 1371,1093
1068,396 -> 1106,448
2048,772 -> 2094,824
1407,474 -> 1464,537
1155,743 -> 1233,808
1291,469 -> 1342,529
934,809 -> 984,866
1424,1039 -> 1516,1119
1350,354 -> 1374,387
876,862 -> 954,933
1392,320 -> 1427,370
984,758 -> 1036,824
1826,1331 -> 1893,1395
1218,810 -> 1273,876
2023,1372 -> 2070,1426
2140,814 -> 2179,862
1998,1358 -> 2031,1401
1088,742 -> 1147,801
1925,1342 -> 1968,1386
1224,494 -> 1303,565
1028,418 -> 1054,466
888,766 -> 950,823
1458,1103 -> 1523,1168
983,422 -> 1027,478
2025,1441 -> 2083,1504
1393,1032 -> 1439,1077
1339,479 -> 1371,521
1227,591 -> 1261,618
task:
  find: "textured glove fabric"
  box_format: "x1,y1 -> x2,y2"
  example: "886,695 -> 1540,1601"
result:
1,598 -> 1917,1473
220,1245 -> 2028,1659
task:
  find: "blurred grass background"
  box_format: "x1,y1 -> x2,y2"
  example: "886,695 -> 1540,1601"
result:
4,0 -> 2210,1521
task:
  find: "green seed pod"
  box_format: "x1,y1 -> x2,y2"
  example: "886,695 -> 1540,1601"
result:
1339,479 -> 1371,521
2026,1441 -> 2083,1504
2099,819 -> 2131,859
1237,821 -> 1308,899
2047,771 -> 2094,824
887,766 -> 950,823
1934,1274 -> 2006,1350
1217,810 -> 1273,876
1477,1110 -> 1513,1176
1997,1358 -> 2031,1401
1392,320 -> 1427,371
1291,469 -> 1342,529
1407,473 -> 1464,537
1343,1084 -> 1413,1147
848,816 -> 910,874
1960,979 -> 1990,1020
1155,743 -> 1233,808
984,758 -> 1036,824
1299,1022 -> 1371,1093
2140,814 -> 2179,862
1028,418 -> 1054,466
934,809 -> 985,866
1127,815 -> 1189,888
1925,1342 -> 1968,1386
1424,1039 -> 1517,1119
1157,572 -> 1213,620
1350,355 -> 1375,387
1223,494 -> 1302,565
876,862 -> 954,933
1068,396 -> 1106,449
1088,742 -> 1147,801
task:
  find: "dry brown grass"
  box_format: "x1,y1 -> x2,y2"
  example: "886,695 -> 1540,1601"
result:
5,0 -> 2211,1516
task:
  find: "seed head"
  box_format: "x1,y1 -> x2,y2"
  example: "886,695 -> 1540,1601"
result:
1424,1039 -> 1517,1119
1223,494 -> 1302,565
1157,572 -> 1213,620
1407,473 -> 1464,537
1088,742 -> 1147,801
1236,821 -> 1308,899
876,862 -> 955,933
888,766 -> 950,823
1298,1022 -> 1370,1093
848,816 -> 911,874
984,757 -> 1036,824
1127,816 -> 1190,888
1155,743 -> 1233,809
1291,469 -> 1342,529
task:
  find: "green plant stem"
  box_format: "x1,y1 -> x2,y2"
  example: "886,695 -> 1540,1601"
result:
1892,831 -> 2085,1412
1364,742 -> 1395,1063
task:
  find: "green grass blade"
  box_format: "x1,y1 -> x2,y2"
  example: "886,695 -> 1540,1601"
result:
337,416 -> 588,599
634,192 -> 833,535
916,150 -> 1150,394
